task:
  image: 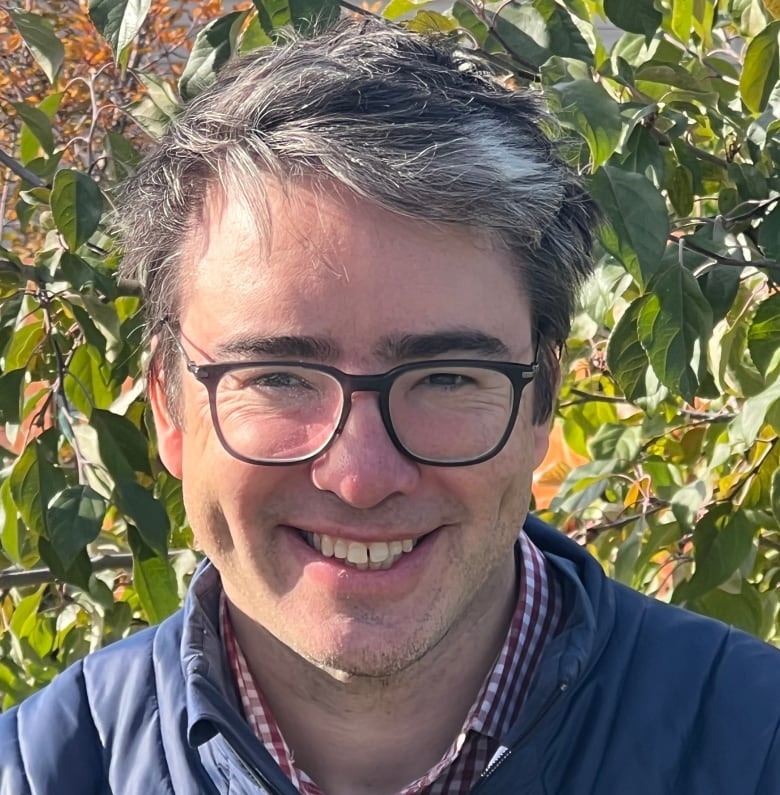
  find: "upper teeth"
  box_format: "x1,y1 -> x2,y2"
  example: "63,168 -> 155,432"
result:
305,532 -> 416,570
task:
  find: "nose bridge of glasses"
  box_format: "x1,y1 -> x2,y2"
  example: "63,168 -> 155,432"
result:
333,371 -> 395,436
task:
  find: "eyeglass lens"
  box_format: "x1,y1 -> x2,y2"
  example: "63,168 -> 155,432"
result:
213,363 -> 516,464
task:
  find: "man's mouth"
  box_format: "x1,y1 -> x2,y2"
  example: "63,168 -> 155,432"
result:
300,531 -> 421,571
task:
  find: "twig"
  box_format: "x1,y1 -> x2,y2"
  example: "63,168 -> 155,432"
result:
0,549 -> 194,591
0,147 -> 47,188
759,536 -> 780,554
0,259 -> 143,296
0,558 -> 137,589
559,388 -> 627,407
585,502 -> 666,539
677,237 -> 780,276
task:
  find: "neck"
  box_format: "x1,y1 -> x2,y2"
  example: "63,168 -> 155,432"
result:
228,565 -> 518,795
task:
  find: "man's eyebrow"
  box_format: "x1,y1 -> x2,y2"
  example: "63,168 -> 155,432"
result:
213,335 -> 339,361
376,331 -> 511,361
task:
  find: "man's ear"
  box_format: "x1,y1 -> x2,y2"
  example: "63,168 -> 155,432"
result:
149,370 -> 183,479
532,421 -> 552,470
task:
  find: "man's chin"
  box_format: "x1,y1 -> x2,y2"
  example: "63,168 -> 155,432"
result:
299,627 -> 447,684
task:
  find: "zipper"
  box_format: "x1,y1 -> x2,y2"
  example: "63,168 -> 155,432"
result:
474,680 -> 571,790
221,732 -> 292,795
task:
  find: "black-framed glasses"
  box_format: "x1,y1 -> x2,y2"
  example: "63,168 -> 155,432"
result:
165,324 -> 537,467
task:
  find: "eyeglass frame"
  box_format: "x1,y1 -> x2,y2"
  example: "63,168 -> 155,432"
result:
162,320 -> 539,468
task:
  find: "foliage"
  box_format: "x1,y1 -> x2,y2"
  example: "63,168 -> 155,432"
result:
1,0 -> 779,707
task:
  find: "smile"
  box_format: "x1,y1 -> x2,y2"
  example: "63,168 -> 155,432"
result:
301,531 -> 420,570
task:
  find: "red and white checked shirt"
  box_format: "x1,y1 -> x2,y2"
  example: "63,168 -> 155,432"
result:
221,533 -> 564,794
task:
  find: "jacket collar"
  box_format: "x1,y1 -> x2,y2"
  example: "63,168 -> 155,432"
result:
176,516 -> 614,751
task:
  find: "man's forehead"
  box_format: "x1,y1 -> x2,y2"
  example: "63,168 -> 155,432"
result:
184,174 -> 508,275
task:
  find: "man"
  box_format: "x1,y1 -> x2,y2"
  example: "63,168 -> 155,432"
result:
2,17 -> 779,795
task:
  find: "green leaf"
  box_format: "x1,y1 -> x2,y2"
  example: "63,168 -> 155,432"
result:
405,10 -> 459,33
634,517 -> 682,580
669,0 -> 693,42
12,103 -> 55,156
115,480 -> 169,556
179,12 -> 247,101
613,518 -> 646,586
289,0 -> 339,33
88,0 -> 152,62
77,295 -> 123,360
126,73 -> 180,139
485,4 -> 551,68
692,0 -> 716,48
452,0 -> 490,45
253,0 -> 292,34
51,170 -> 104,251
136,72 -> 180,117
748,293 -> 780,377
64,344 -> 116,415
9,587 -> 45,637
254,0 -> 339,36
89,408 -> 152,477
3,321 -> 45,371
534,0 -> 593,63
57,252 -> 100,291
237,15 -> 273,52
0,478 -> 38,568
550,80 -> 622,168
104,131 -> 142,182
771,466 -> 780,521
618,125 -> 665,185
728,163 -> 769,203
0,369 -> 26,425
637,265 -> 713,401
8,10 -> 65,84
549,459 -> 616,513
26,616 -> 55,659
741,440 -> 780,511
38,538 -> 92,590
669,480 -> 708,532
9,430 -> 67,538
730,377 -> 780,447
740,20 -> 780,114
590,166 -> 670,287
689,582 -> 764,636
383,0 -> 434,20
667,165 -> 694,216
604,0 -> 662,40
588,422 -> 642,461
607,297 -> 651,401
128,527 -> 179,623
697,265 -> 740,324
758,201 -> 780,261
681,506 -> 756,602
46,486 -> 106,570
560,400 -> 618,458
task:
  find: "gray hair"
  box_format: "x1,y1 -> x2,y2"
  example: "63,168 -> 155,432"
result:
117,16 -> 599,424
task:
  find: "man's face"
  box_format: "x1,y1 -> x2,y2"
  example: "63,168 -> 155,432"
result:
152,181 -> 551,678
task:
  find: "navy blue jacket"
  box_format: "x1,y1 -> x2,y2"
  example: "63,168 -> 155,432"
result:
2,516 -> 779,794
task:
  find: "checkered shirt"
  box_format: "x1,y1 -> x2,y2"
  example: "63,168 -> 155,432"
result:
221,533 -> 564,794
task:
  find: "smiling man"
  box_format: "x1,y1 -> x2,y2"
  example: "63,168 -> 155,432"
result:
2,17 -> 780,795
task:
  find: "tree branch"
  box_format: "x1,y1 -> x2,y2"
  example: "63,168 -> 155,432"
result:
676,238 -> 780,277
0,147 -> 47,188
0,259 -> 143,297
0,550 -> 192,590
0,554 -> 134,589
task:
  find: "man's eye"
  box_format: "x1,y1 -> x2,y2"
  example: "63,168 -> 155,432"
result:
247,371 -> 312,389
420,372 -> 475,389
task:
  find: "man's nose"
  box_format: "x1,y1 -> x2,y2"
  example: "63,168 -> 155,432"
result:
310,393 -> 420,509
